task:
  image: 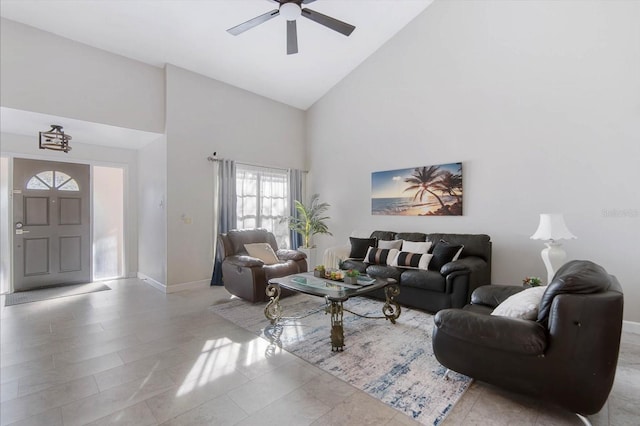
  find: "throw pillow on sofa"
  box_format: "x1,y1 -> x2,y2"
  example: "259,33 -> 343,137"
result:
364,247 -> 399,265
491,286 -> 547,320
244,243 -> 280,265
391,251 -> 433,270
349,237 -> 377,259
401,240 -> 432,254
430,241 -> 464,270
378,239 -> 403,250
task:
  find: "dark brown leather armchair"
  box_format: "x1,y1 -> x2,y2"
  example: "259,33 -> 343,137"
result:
432,260 -> 624,417
218,229 -> 307,303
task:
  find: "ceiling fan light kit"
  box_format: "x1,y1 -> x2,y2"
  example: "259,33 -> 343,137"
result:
280,2 -> 301,20
227,0 -> 355,55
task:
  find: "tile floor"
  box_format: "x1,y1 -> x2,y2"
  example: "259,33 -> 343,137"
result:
0,278 -> 638,425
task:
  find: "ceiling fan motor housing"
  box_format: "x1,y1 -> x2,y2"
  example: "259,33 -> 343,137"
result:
280,1 -> 302,21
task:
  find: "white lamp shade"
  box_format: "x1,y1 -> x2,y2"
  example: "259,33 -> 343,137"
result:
530,213 -> 577,241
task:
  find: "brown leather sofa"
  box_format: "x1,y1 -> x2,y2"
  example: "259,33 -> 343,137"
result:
218,228 -> 308,302
432,260 -> 624,416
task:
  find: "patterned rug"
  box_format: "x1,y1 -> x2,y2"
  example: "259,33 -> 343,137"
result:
210,294 -> 471,425
4,282 -> 111,306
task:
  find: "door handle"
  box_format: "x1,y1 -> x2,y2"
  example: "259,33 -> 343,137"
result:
15,222 -> 29,234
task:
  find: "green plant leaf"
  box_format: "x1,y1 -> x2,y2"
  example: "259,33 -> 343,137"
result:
285,193 -> 332,248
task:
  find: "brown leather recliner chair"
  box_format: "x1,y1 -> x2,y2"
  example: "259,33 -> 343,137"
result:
218,228 -> 307,303
432,260 -> 624,417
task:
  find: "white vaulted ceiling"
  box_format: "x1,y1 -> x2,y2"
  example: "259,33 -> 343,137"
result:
0,0 -> 433,110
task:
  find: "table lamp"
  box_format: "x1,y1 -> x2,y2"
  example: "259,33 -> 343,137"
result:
530,213 -> 577,284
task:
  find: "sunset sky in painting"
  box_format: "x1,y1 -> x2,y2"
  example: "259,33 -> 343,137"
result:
372,163 -> 461,199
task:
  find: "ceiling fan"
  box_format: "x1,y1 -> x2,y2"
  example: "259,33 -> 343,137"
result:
227,0 -> 356,55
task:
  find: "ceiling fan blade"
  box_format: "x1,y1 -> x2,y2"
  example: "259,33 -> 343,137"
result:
227,9 -> 279,36
266,0 -> 316,3
301,8 -> 355,36
287,20 -> 298,54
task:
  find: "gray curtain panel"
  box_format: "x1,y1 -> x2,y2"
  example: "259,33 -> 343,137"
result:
288,168 -> 303,250
211,159 -> 236,285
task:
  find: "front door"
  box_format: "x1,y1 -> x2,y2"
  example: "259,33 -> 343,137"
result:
12,159 -> 91,291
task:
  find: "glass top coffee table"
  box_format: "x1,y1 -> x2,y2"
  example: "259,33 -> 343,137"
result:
265,272 -> 401,351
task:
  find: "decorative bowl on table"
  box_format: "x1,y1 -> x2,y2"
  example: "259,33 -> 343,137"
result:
323,269 -> 343,281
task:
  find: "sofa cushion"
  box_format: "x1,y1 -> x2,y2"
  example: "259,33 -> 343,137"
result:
463,303 -> 494,315
391,251 -> 433,270
427,233 -> 491,262
430,241 -> 464,271
396,232 -> 427,242
434,309 -> 547,356
224,254 -> 264,268
340,259 -> 368,274
276,249 -> 306,261
378,239 -> 403,250
537,260 -> 611,326
491,286 -> 547,320
471,285 -> 526,308
365,264 -> 402,282
263,260 -> 302,280
400,269 -> 446,292
370,230 -> 397,241
364,247 -> 398,265
227,228 -> 276,255
244,243 -> 279,265
349,237 -> 377,259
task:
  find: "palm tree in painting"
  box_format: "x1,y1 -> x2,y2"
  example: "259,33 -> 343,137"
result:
434,170 -> 462,202
403,166 -> 447,210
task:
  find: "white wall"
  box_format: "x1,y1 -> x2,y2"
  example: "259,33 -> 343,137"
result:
164,65 -> 305,287
0,156 -> 10,293
307,0 -> 640,321
0,20 -> 307,290
0,132 -> 140,278
0,18 -> 165,133
137,136 -> 167,285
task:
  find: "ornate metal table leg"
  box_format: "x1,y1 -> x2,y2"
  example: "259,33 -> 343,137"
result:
329,300 -> 344,351
383,283 -> 401,324
264,283 -> 282,324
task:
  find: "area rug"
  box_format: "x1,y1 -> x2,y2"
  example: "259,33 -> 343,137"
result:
4,282 -> 111,306
210,294 -> 471,425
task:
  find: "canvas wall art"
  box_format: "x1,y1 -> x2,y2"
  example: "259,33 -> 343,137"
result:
371,163 -> 463,216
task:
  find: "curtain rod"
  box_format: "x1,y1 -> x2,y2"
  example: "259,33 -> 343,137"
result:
206,153 -> 307,173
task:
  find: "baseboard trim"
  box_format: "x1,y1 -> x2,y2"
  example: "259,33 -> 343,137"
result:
165,279 -> 210,293
623,320 -> 640,335
137,273 -> 166,293
137,273 -> 210,294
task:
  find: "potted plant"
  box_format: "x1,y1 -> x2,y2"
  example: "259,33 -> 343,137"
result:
314,265 -> 325,278
343,269 -> 360,284
285,193 -> 332,265
522,276 -> 542,287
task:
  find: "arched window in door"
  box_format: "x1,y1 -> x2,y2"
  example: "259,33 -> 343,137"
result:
26,171 -> 80,191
